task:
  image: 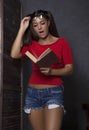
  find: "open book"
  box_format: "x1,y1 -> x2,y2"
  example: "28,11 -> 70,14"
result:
25,48 -> 59,67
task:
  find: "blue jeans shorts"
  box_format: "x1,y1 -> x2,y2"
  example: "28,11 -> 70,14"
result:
24,85 -> 64,114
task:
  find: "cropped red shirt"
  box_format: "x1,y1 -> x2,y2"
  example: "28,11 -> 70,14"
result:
21,38 -> 73,85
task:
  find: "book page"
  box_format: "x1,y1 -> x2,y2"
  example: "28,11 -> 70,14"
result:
25,51 -> 37,63
37,50 -> 59,67
25,48 -> 58,67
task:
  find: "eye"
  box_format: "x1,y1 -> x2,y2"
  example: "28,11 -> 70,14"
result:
33,24 -> 37,27
41,22 -> 45,25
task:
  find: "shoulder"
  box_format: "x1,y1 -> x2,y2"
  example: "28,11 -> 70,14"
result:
58,37 -> 70,46
58,37 -> 68,42
50,37 -> 69,47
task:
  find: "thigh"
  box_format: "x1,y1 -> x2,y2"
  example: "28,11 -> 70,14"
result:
28,109 -> 45,130
44,107 -> 64,130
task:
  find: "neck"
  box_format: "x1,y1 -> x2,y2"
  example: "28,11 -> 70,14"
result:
38,34 -> 56,45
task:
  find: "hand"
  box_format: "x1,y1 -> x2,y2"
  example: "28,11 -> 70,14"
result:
40,67 -> 51,76
20,16 -> 31,33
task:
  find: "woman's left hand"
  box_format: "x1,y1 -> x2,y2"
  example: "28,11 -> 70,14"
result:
40,67 -> 51,76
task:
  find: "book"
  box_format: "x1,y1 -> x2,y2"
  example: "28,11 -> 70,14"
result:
25,48 -> 59,67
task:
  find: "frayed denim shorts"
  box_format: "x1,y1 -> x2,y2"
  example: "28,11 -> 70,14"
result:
24,85 -> 64,114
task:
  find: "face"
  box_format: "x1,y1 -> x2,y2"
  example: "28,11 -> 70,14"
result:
32,16 -> 50,39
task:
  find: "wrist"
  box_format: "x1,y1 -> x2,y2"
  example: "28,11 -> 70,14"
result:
50,69 -> 54,76
19,27 -> 25,35
50,69 -> 60,76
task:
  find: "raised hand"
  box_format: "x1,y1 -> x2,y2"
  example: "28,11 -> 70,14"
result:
20,16 -> 31,34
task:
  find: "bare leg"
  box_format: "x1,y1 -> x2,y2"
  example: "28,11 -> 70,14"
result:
28,109 -> 45,130
44,106 -> 64,130
28,107 -> 63,130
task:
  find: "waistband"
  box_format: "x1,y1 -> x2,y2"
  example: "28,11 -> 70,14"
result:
27,85 -> 64,92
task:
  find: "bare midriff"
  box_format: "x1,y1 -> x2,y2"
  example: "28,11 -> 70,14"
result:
29,84 -> 58,89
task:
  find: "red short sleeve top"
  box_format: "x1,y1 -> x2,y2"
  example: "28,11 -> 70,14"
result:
21,38 -> 73,85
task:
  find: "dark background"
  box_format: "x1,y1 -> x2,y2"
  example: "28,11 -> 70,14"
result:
21,0 -> 89,130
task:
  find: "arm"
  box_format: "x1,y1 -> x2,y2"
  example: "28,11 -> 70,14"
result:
40,64 -> 73,76
10,16 -> 30,59
51,64 -> 73,76
40,38 -> 73,76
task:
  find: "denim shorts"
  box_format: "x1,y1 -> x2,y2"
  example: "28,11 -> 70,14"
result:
24,85 -> 64,114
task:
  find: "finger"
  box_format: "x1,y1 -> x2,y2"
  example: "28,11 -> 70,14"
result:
21,17 -> 30,24
23,16 -> 31,20
41,70 -> 49,75
40,67 -> 48,71
41,70 -> 48,73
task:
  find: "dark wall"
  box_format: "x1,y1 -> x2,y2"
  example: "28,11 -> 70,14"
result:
0,0 -> 22,130
0,0 -> 3,129
21,0 -> 89,130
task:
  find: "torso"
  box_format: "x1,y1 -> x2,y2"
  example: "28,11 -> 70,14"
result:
29,84 -> 58,89
21,37 -> 73,88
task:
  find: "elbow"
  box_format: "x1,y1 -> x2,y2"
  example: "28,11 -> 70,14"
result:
68,65 -> 73,75
10,51 -> 21,59
69,68 -> 73,75
65,64 -> 73,75
10,51 -> 16,58
10,53 -> 14,58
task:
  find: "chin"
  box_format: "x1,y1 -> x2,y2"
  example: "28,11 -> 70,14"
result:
39,34 -> 49,39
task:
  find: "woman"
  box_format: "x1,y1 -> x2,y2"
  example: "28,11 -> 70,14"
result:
11,10 -> 73,130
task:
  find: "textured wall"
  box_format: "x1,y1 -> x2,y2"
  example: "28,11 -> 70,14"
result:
1,0 -> 22,130
0,0 -> 3,129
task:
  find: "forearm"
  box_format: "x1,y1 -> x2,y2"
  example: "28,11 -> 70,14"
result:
10,29 -> 24,58
51,65 -> 73,76
40,65 -> 73,76
11,16 -> 30,59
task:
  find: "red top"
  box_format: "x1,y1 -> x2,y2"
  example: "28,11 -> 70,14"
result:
21,38 -> 73,85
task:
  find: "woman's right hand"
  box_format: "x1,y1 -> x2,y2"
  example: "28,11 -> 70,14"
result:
20,16 -> 31,33
10,16 -> 31,59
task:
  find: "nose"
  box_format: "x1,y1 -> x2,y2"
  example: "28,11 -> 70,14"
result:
38,24 -> 42,30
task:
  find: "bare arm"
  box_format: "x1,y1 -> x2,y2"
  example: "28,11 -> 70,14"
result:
51,64 -> 73,76
10,16 -> 30,59
40,64 -> 73,76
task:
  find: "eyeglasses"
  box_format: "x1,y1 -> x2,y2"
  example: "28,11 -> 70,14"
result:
29,10 -> 49,20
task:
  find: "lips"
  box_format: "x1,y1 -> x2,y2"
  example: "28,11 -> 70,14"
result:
38,31 -> 45,37
39,31 -> 44,33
